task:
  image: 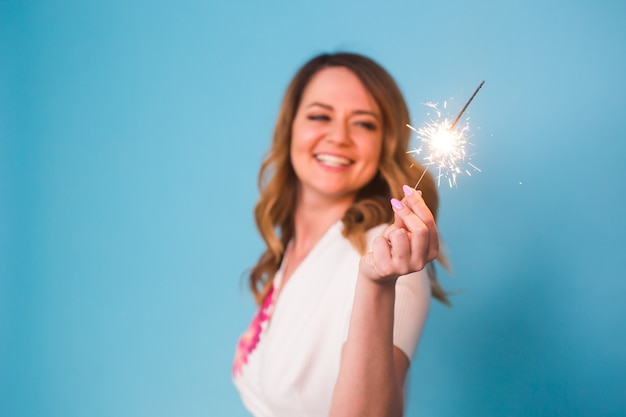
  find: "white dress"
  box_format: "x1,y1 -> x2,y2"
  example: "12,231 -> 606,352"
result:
233,221 -> 431,417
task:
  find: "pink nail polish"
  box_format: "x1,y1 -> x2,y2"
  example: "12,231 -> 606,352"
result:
391,198 -> 403,210
402,185 -> 413,196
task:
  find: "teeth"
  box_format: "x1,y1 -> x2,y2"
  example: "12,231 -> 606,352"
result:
315,154 -> 352,167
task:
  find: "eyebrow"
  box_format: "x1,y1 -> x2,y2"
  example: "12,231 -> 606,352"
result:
306,102 -> 381,121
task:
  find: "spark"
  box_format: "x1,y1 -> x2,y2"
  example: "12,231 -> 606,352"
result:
407,81 -> 484,188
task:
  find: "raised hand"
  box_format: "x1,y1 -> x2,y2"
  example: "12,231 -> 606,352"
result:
359,185 -> 439,285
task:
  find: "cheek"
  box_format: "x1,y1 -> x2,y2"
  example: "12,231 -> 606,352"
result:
291,128 -> 324,169
290,123 -> 314,173
291,121 -> 313,151
359,139 -> 383,183
364,135 -> 383,166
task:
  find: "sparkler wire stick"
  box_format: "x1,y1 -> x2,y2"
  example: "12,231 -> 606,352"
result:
407,80 -> 485,189
406,123 -> 429,188
414,166 -> 429,189
450,81 -> 485,130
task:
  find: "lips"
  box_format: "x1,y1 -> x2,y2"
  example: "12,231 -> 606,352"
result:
314,153 -> 354,167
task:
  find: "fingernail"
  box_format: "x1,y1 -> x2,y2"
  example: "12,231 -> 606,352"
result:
402,185 -> 413,196
417,190 -> 423,197
391,198 -> 403,210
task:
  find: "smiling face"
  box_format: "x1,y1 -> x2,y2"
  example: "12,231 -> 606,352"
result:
290,66 -> 383,206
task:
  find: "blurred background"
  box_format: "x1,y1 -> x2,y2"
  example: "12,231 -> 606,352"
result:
2,0 -> 625,416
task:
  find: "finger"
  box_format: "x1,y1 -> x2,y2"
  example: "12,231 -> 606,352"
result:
387,228 -> 412,275
400,185 -> 439,262
402,185 -> 436,226
369,235 -> 395,279
391,195 -> 429,237
390,197 -> 433,267
382,223 -> 399,240
387,198 -> 408,233
389,213 -> 431,270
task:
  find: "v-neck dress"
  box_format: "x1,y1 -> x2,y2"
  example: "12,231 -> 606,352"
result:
233,221 -> 431,417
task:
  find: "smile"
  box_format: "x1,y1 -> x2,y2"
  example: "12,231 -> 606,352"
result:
314,153 -> 354,167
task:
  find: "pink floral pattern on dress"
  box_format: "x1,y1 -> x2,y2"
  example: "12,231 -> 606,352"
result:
232,287 -> 275,377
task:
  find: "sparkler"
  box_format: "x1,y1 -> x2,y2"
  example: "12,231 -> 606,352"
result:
407,81 -> 485,188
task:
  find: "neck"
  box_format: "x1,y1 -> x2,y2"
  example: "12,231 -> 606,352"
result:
278,190 -> 354,285
291,191 -> 354,258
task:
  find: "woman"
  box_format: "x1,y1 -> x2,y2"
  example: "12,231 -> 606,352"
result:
233,52 -> 449,417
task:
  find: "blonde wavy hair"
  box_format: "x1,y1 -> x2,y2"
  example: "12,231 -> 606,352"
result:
249,52 -> 449,305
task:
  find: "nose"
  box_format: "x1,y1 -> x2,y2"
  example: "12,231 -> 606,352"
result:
326,119 -> 351,146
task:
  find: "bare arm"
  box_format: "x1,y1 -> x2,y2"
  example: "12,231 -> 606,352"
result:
329,185 -> 438,417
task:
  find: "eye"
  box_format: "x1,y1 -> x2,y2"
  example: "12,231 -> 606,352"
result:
307,114 -> 330,122
356,121 -> 378,131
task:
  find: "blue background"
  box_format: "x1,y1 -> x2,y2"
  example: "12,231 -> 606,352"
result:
2,0 -> 625,416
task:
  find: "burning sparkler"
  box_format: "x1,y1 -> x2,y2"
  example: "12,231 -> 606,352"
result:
407,81 -> 485,188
